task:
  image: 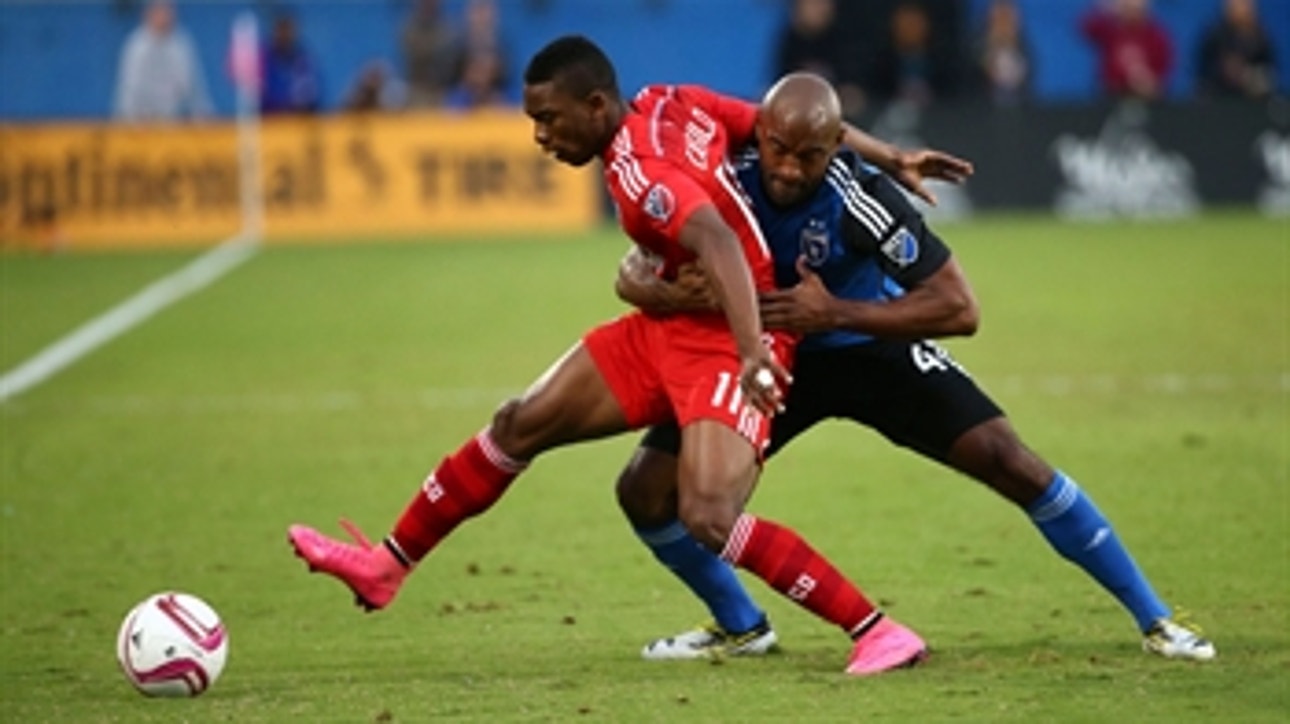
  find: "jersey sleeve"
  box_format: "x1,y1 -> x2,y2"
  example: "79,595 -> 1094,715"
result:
678,85 -> 759,148
614,158 -> 715,251
836,157 -> 950,288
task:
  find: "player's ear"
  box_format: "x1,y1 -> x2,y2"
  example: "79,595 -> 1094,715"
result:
586,89 -> 608,113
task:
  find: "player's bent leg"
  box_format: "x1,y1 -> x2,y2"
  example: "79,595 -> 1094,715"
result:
617,438 -> 682,529
619,432 -> 777,659
288,421 -> 531,612
945,417 -> 1053,508
947,418 -> 1215,661
678,420 -> 925,675
290,343 -> 631,611
674,420 -> 760,552
492,342 -> 632,459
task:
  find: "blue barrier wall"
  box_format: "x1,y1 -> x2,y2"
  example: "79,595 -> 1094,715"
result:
1,0 -> 1287,120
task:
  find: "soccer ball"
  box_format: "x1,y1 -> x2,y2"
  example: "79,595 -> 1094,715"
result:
116,592 -> 229,697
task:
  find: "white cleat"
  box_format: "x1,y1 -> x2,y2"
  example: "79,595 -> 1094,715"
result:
641,620 -> 778,660
1143,618 -> 1216,661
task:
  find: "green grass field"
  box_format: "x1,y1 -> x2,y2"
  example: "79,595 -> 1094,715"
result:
1,212 -> 1287,722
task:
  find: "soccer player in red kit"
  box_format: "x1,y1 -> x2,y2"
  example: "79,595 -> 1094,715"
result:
288,35 -> 926,675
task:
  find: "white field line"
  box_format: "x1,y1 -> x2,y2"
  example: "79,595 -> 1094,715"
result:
1,374 -> 1285,417
0,232 -> 261,404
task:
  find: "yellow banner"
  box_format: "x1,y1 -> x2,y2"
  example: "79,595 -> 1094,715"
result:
0,112 -> 599,250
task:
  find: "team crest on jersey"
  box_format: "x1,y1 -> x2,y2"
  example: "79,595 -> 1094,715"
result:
644,183 -> 676,222
881,226 -> 919,267
799,219 -> 830,266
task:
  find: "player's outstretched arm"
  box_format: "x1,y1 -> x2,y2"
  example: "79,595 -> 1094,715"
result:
840,123 -> 974,206
679,206 -> 789,414
760,256 -> 978,339
615,247 -> 717,315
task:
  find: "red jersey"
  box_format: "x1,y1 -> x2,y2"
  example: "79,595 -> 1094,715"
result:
586,85 -> 794,445
602,84 -> 776,293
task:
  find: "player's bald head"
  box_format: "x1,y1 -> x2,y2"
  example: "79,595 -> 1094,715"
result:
754,72 -> 844,207
760,72 -> 842,140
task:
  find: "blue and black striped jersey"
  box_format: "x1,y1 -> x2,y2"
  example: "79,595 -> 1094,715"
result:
733,147 -> 951,350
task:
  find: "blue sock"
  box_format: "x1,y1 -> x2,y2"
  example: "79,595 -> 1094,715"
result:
1028,471 -> 1170,632
636,520 -> 766,634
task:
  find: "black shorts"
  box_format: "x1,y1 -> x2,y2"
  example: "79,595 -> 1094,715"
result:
641,339 -> 1004,462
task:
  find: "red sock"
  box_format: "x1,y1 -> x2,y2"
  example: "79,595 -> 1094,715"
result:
386,428 -> 527,564
721,513 -> 880,637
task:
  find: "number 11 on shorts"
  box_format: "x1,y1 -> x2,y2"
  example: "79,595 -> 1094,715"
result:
711,371 -> 765,446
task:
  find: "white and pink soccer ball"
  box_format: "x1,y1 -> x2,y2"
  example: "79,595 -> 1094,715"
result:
116,592 -> 229,697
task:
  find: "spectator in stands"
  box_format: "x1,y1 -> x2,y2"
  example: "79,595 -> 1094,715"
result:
445,49 -> 514,110
774,0 -> 865,117
1196,0 -> 1277,99
1080,0 -> 1174,101
402,0 -> 460,109
973,0 -> 1031,105
260,14 -> 322,115
113,0 -> 212,121
447,0 -> 511,109
343,60 -> 407,113
869,1 -> 960,107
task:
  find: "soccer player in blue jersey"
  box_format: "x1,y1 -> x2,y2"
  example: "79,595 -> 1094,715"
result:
614,72 -> 1216,664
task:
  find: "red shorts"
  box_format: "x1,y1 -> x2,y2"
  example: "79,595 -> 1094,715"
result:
583,311 -> 796,453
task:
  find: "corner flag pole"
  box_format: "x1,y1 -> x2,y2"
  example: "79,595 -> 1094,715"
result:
230,11 -> 264,238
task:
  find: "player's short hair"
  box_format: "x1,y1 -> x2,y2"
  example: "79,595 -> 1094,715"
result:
523,35 -> 619,101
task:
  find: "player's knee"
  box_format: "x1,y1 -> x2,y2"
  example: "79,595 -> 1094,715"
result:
677,499 -> 737,553
981,427 -> 1052,505
489,398 -> 544,460
615,470 -> 665,528
616,451 -> 680,528
995,443 -> 1035,480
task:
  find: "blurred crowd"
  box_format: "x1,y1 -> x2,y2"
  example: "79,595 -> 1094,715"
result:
774,0 -> 1278,114
115,0 -> 514,120
114,0 -> 1281,123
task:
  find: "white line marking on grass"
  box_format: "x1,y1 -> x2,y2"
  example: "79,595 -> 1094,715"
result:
0,233 -> 261,404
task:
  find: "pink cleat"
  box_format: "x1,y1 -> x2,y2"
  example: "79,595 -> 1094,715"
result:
844,616 -> 928,676
288,519 -> 408,611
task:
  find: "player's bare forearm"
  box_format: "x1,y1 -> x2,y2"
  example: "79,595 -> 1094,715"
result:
761,257 -> 978,339
678,206 -> 789,414
841,123 -> 974,206
830,289 -> 977,339
615,247 -> 716,315
832,259 -> 978,338
615,247 -> 670,312
688,230 -> 764,359
842,123 -> 902,172
682,213 -> 789,414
